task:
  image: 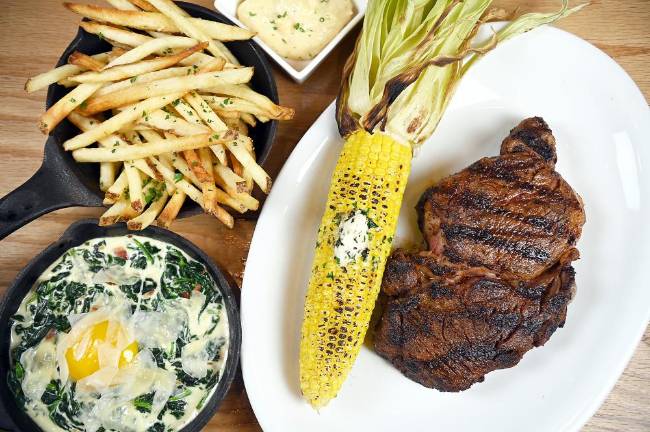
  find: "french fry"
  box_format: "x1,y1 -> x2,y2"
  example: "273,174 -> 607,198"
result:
240,112 -> 257,127
138,108 -> 208,136
39,82 -> 103,134
214,163 -> 259,211
233,119 -> 249,136
174,146 -> 246,214
180,93 -> 271,193
138,129 -> 163,142
189,147 -> 219,214
128,183 -> 169,230
72,132 -> 220,162
106,36 -> 199,68
183,91 -> 227,130
182,92 -> 229,164
173,97 -> 206,127
156,189 -> 186,228
108,47 -> 127,60
26,52 -> 112,92
63,92 -> 185,150
68,51 -> 106,72
215,109 -> 239,120
64,3 -> 255,41
229,150 -> 246,183
66,112 -> 119,190
99,160 -> 119,191
105,38 -> 133,50
198,57 -> 226,73
104,170 -> 129,204
204,84 -> 295,120
153,160 -> 202,205
198,148 -> 215,177
242,142 -> 257,193
225,135 -> 271,193
165,152 -> 201,187
179,52 -> 219,68
80,21 -> 152,47
122,131 -> 148,211
146,0 -> 228,59
147,30 -> 173,38
124,161 -> 144,211
213,186 -> 247,213
144,0 -> 240,66
149,156 -> 234,227
129,0 -> 157,12
210,144 -> 227,165
202,95 -> 274,122
81,69 -> 253,115
132,158 -> 163,181
100,197 -> 141,225
106,0 -> 139,10
151,151 -> 177,193
95,66 -> 188,97
57,78 -> 80,88
182,149 -> 211,183
213,162 -> 246,193
71,42 -> 207,83
165,150 -> 245,213
67,111 -> 129,149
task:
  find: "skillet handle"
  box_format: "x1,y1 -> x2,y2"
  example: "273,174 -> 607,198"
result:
0,401 -> 14,431
0,138 -> 103,240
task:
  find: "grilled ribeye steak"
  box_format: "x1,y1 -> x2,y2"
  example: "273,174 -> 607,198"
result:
418,117 -> 585,279
375,117 -> 585,392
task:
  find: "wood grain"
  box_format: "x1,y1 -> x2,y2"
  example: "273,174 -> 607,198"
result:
0,1 -> 648,431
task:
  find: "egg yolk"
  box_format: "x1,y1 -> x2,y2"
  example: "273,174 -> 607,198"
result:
65,320 -> 138,381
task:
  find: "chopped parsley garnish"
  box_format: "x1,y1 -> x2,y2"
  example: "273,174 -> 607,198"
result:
144,184 -> 163,204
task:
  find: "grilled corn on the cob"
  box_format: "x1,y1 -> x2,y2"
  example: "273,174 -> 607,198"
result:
300,130 -> 411,407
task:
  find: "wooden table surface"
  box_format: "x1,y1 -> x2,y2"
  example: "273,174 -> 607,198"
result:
0,1 -> 648,430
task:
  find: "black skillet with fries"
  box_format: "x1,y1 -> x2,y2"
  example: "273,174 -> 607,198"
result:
0,0 -> 294,239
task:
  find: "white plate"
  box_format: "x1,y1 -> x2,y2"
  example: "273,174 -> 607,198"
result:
214,0 -> 367,83
241,25 -> 650,432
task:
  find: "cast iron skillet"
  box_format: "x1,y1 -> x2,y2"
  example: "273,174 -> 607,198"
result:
0,219 -> 242,432
0,1 -> 278,240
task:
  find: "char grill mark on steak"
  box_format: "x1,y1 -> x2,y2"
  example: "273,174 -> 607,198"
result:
375,118 -> 585,392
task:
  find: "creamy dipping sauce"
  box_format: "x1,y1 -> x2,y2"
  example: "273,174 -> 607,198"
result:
8,236 -> 229,432
237,0 -> 355,60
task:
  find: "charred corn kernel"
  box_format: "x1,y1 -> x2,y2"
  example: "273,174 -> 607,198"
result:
299,130 -> 411,408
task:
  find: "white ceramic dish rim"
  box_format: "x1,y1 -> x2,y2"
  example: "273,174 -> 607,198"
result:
214,0 -> 367,83
241,24 -> 650,432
